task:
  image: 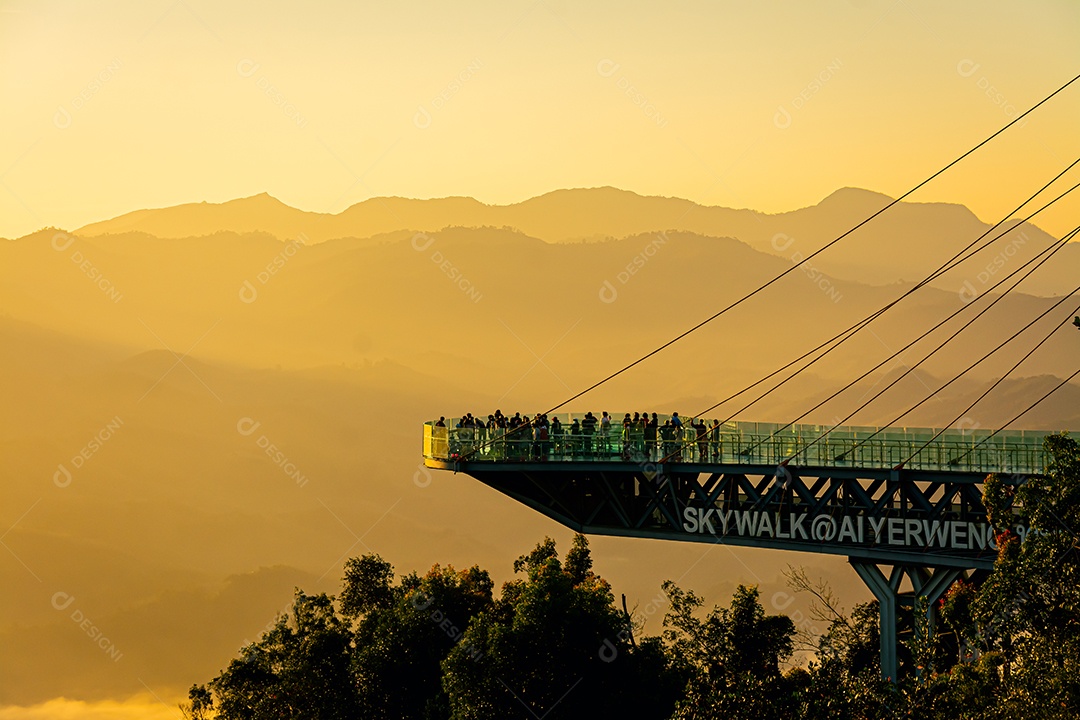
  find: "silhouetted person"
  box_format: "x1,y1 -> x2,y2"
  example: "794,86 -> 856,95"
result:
695,419 -> 708,461
533,414 -> 550,460
600,412 -> 612,455
644,414 -> 658,460
550,416 -> 563,456
660,420 -> 677,461
582,412 -> 597,457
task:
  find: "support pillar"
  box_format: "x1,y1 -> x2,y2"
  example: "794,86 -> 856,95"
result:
851,561 -> 900,682
910,567 -> 961,639
850,561 -> 964,682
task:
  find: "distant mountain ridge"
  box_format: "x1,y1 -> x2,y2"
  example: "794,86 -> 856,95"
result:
72,186 -> 1077,296
7,197 -> 1079,705
73,187 -> 885,243
5,224 -> 1076,389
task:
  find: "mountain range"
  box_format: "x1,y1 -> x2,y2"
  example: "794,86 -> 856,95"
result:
2,187 -> 1078,708
72,187 -> 1079,296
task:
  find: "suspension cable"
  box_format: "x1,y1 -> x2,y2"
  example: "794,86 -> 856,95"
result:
802,278 -> 1080,461
660,225 -> 1079,465
533,73 -> 1080,418
459,71 -> 1080,461
900,307 -> 1080,466
948,368 -> 1080,468
691,171 -> 1080,424
748,225 -> 1078,452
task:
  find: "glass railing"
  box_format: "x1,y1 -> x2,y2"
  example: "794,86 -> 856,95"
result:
422,414 -> 1075,474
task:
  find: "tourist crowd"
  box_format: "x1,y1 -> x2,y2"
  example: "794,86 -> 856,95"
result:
433,410 -> 725,462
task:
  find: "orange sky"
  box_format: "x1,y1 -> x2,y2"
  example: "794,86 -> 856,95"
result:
2,5 -> 1080,715
2,0 -> 1078,238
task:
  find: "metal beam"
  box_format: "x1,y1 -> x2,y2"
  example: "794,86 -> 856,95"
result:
424,421 -> 1052,684
912,566 -> 961,639
447,463 -> 1014,568
851,561 -> 898,682
850,562 -> 963,683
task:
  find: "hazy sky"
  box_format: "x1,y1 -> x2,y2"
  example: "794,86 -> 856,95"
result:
2,4 -> 1079,715
2,0 -> 1078,238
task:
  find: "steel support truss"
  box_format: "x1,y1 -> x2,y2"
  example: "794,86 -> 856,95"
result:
428,458 -> 1024,680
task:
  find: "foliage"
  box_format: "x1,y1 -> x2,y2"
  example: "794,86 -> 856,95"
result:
782,566 -> 894,720
349,562 -> 494,719
186,435 -> 1080,719
661,582 -> 797,720
959,433 -> 1080,718
188,536 -> 682,720
442,534 -> 685,720
186,590 -> 358,720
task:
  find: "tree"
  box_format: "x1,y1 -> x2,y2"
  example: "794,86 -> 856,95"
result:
738,566 -> 896,720
442,535 -> 684,720
661,581 -> 797,720
186,555 -> 494,720
346,557 -> 494,719
339,553 -> 395,618
940,433 -> 1080,718
186,590 -> 358,720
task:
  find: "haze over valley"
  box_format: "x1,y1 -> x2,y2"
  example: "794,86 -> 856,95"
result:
3,187 -> 1078,709
3,1 -> 1078,715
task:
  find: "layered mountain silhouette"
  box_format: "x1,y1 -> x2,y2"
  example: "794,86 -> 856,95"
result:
73,187 -> 1078,296
3,188 -> 1078,706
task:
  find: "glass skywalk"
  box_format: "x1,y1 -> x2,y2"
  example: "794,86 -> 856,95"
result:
423,415 -> 1075,475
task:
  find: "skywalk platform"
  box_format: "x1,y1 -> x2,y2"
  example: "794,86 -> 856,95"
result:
423,414 -> 1074,681
423,415 -> 1065,477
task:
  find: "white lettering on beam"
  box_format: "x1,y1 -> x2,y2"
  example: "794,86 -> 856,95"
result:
680,509 -> 1006,552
